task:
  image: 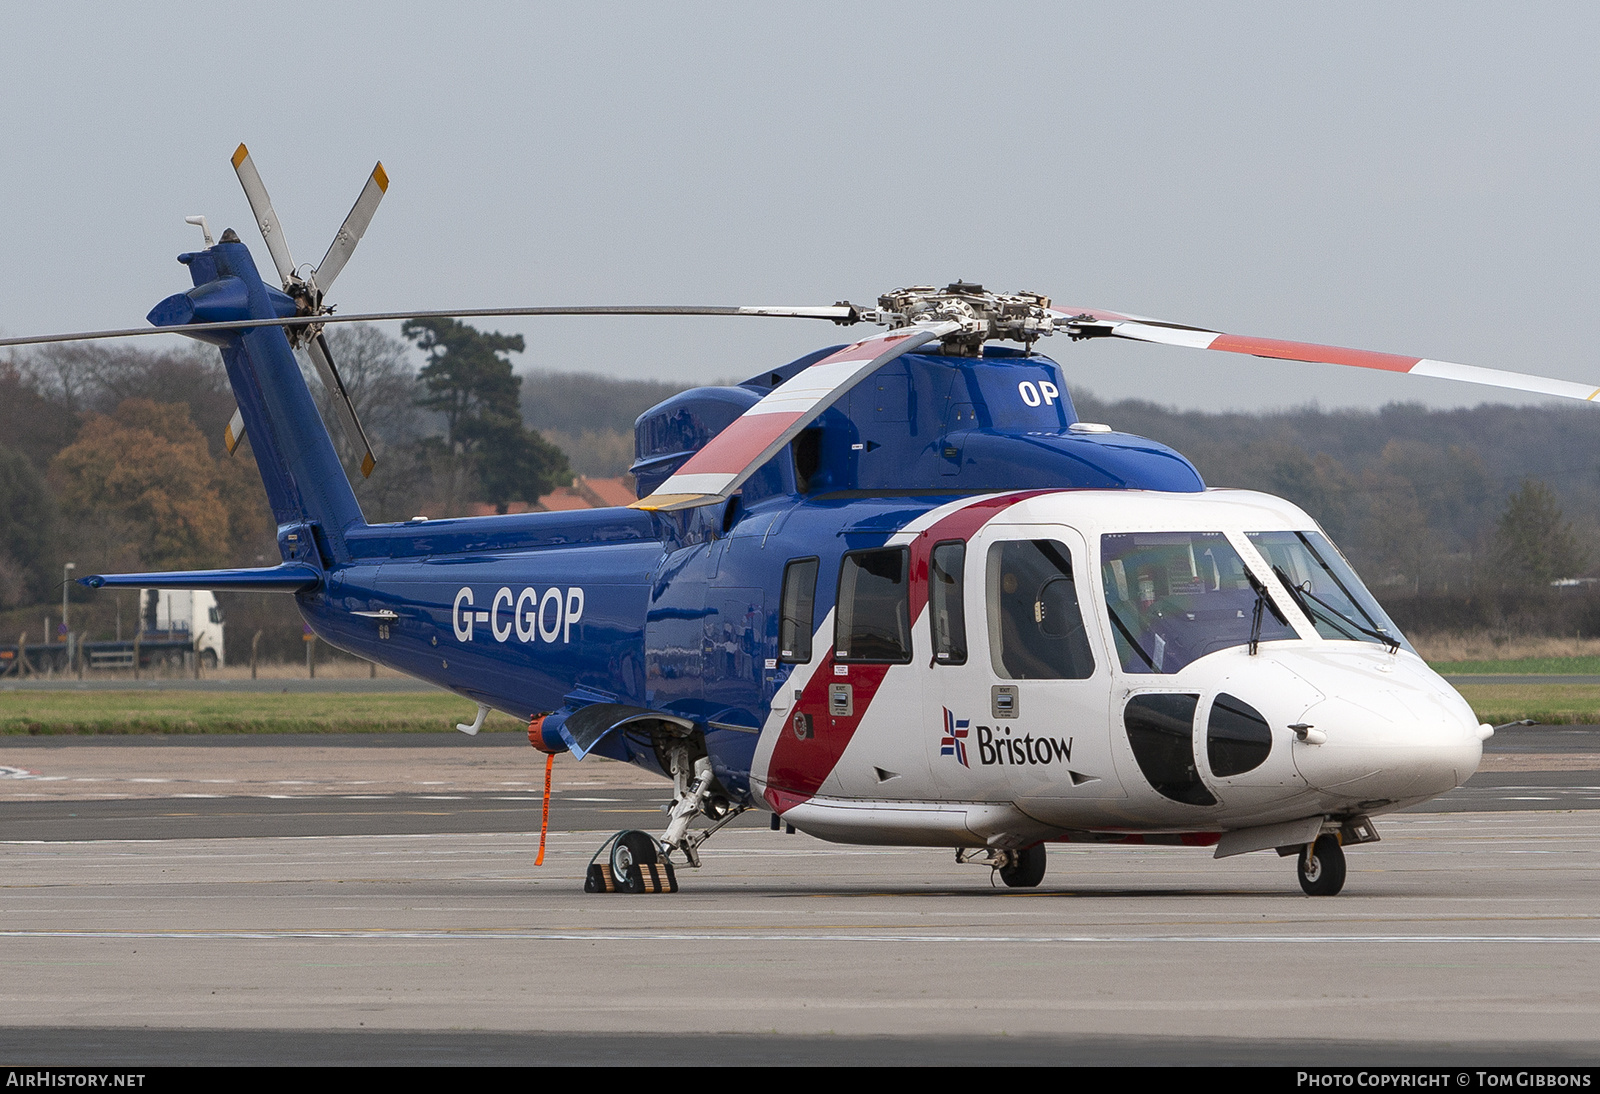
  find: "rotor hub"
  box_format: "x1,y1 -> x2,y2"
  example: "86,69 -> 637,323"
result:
872,283 -> 1057,355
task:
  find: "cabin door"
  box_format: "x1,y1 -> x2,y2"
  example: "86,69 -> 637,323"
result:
921,525 -> 1124,805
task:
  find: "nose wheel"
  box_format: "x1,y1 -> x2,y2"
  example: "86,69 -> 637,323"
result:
998,844 -> 1047,888
1297,834 -> 1346,896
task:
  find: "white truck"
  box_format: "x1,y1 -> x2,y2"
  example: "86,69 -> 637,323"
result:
4,590 -> 227,676
137,588 -> 226,668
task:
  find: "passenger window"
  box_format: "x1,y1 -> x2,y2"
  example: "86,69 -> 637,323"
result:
986,540 -> 1095,680
929,540 -> 967,665
1207,692 -> 1272,777
779,557 -> 819,663
835,547 -> 912,662
1124,693 -> 1216,806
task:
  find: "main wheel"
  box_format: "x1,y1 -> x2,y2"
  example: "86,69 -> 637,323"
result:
1297,834 -> 1346,896
999,844 -> 1047,888
611,830 -> 660,893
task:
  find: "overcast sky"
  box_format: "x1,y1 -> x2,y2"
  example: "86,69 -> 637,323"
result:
3,2 -> 1598,413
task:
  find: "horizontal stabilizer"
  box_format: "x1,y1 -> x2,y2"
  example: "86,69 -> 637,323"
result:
78,562 -> 323,593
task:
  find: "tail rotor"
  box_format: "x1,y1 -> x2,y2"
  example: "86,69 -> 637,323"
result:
226,144 -> 386,478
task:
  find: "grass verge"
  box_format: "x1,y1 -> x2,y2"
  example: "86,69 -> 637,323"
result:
0,691 -> 525,735
1431,656 -> 1600,675
1451,684 -> 1600,726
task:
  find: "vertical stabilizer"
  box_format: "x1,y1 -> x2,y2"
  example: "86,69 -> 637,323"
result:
146,237 -> 365,564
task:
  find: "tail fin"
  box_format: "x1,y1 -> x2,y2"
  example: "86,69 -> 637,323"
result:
146,235 -> 365,565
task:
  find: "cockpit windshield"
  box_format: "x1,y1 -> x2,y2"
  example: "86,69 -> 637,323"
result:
1246,530 -> 1414,655
1101,531 -> 1295,674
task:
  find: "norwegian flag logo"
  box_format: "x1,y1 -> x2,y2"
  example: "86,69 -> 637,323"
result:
940,707 -> 970,767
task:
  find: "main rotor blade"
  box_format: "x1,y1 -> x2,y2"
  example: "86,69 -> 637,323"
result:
631,322 -> 959,512
231,144 -> 297,289
308,332 -> 378,478
313,162 -> 388,292
0,305 -> 859,349
1053,306 -> 1600,404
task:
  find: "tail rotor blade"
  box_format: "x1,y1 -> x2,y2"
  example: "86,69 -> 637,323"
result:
309,332 -> 377,478
313,162 -> 388,292
231,144 -> 297,289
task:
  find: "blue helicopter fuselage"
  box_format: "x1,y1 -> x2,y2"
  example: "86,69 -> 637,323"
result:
132,234 -> 1209,802
303,361 -> 1206,801
101,233 -> 1482,854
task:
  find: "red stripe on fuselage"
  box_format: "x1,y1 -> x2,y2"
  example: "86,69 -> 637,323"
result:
1208,334 -> 1421,374
763,491 -> 1052,810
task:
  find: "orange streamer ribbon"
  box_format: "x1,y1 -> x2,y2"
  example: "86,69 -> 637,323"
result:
536,750 -> 553,866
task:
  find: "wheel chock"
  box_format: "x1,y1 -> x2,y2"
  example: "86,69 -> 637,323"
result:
584,859 -> 678,894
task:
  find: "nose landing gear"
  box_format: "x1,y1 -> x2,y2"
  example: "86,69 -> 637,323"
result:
1297,833 -> 1346,896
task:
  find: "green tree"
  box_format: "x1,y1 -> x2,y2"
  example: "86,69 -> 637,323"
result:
0,443 -> 54,606
405,318 -> 526,448
1494,478 -> 1588,589
403,319 -> 570,513
464,412 -> 570,514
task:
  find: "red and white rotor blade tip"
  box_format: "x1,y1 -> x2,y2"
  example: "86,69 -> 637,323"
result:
230,144 -> 297,289
1055,308 -> 1600,404
313,162 -> 389,292
631,322 -> 957,511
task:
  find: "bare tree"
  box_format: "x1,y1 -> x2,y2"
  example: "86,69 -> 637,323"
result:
304,325 -> 432,521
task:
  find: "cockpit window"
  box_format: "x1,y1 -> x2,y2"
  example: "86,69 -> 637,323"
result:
987,540 -> 1095,680
1247,530 -> 1414,654
1101,532 -> 1296,674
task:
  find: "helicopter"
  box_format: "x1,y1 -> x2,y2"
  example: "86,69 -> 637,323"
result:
8,147 -> 1591,898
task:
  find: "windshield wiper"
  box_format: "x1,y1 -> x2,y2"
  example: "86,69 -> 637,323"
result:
1272,565 -> 1399,653
1246,570 -> 1289,655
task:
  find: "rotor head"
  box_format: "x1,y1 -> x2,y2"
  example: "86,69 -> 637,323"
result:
873,283 -> 1057,355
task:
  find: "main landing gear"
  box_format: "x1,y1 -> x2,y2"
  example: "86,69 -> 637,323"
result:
583,740 -> 747,895
956,844 -> 1048,888
585,829 -> 678,893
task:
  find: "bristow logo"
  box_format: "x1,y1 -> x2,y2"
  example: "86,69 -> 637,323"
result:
940,710 -> 1074,768
452,586 -> 584,644
940,707 -> 970,767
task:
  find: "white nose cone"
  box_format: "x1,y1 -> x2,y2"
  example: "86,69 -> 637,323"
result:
1292,678 -> 1483,808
